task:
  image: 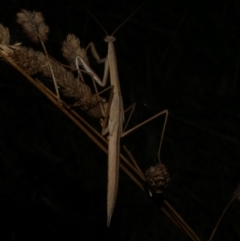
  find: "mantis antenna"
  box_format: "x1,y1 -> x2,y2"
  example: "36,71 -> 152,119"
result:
79,0 -> 150,36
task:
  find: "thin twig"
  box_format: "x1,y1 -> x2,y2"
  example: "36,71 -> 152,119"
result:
164,200 -> 202,241
123,145 -> 145,180
208,196 -> 237,241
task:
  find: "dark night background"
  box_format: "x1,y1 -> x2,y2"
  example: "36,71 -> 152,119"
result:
0,0 -> 240,240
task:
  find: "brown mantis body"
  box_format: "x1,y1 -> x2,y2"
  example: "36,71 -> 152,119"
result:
75,1 -> 168,226
76,35 -> 124,226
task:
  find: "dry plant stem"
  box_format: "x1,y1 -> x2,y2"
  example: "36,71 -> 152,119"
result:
163,200 -> 202,241
161,206 -> 199,241
122,145 -> 200,240
208,196 -> 237,241
122,145 -> 145,180
32,81 -> 141,185
40,40 -> 60,101
0,51 -> 101,152
0,50 -> 144,190
16,10 -> 60,99
160,206 -> 186,235
0,24 -> 10,45
1,44 -> 103,118
122,145 -> 201,241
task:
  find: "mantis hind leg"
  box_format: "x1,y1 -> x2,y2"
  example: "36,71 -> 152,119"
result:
122,109 -> 169,163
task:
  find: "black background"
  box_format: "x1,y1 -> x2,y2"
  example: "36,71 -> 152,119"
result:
0,0 -> 240,240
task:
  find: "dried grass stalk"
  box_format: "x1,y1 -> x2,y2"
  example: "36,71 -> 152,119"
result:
1,10 -> 106,118
0,43 -> 105,118
16,9 -> 49,43
62,34 -> 89,69
0,24 -> 10,45
16,10 -> 61,100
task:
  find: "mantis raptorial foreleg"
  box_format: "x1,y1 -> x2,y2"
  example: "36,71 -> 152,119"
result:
76,42 -> 109,87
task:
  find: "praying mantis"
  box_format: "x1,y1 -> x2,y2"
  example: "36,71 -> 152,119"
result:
0,1 -> 168,226
75,1 -> 169,226
0,1 -> 169,226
